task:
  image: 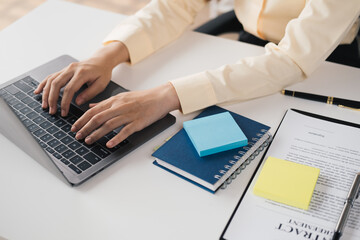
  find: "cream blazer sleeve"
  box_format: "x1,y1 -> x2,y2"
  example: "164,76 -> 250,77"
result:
104,0 -> 360,114
103,0 -> 207,64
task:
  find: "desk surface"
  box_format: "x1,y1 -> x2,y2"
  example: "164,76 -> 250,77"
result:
1,1 -> 359,240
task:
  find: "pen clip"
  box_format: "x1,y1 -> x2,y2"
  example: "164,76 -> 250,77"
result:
338,105 -> 360,111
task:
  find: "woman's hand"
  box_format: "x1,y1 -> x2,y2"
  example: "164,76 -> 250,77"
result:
34,41 -> 129,117
71,83 -> 180,148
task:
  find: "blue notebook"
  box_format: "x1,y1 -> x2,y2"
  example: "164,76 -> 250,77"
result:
152,106 -> 271,193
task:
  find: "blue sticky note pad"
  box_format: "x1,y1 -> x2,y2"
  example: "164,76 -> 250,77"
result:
183,112 -> 248,157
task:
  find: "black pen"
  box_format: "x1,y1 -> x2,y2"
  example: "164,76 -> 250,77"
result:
332,173 -> 360,240
281,90 -> 360,111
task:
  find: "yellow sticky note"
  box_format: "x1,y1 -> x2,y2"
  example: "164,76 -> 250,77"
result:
253,156 -> 320,210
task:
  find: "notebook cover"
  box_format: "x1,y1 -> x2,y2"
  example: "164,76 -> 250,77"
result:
152,106 -> 270,190
153,160 -> 216,193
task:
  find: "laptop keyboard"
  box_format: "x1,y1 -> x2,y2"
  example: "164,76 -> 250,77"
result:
0,76 -> 129,175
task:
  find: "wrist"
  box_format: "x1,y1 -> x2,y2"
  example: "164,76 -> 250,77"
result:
160,82 -> 181,112
92,41 -> 130,69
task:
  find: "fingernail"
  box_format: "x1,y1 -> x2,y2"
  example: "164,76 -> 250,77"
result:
49,107 -> 53,114
61,110 -> 66,117
76,132 -> 82,139
107,141 -> 114,148
85,136 -> 92,144
42,102 -> 47,108
71,125 -> 77,132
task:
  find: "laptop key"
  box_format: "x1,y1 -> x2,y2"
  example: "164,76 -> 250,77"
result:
40,111 -> 50,118
34,94 -> 42,102
13,102 -> 25,110
46,126 -> 58,134
26,90 -> 36,98
96,137 -> 108,148
19,107 -> 31,114
54,119 -> 66,127
34,106 -> 44,113
2,94 -> 12,102
53,152 -> 62,159
108,139 -> 129,152
69,155 -> 82,165
61,124 -> 71,132
39,141 -> 47,148
22,118 -> 33,127
26,111 -> 38,120
40,134 -> 53,142
55,144 -> 68,153
18,114 -> 26,121
60,158 -> 70,165
27,101 -> 39,109
5,85 -> 20,95
91,145 -> 110,158
47,115 -> 59,123
75,146 -> 89,156
78,161 -> 91,171
33,116 -> 46,125
61,136 -> 73,145
7,98 -> 19,106
14,91 -> 27,100
40,121 -> 52,129
48,139 -> 61,148
14,81 -> 32,93
68,131 -> 76,138
105,131 -> 117,139
22,76 -> 38,85
108,144 -> 121,152
82,141 -> 95,149
46,147 -> 55,154
28,80 -> 39,88
67,116 -> 78,124
54,131 -> 66,139
62,150 -> 75,159
68,164 -> 82,174
21,97 -> 33,104
0,89 -> 6,96
34,129 -> 46,137
27,124 -> 39,132
84,152 -> 101,165
68,141 -> 82,151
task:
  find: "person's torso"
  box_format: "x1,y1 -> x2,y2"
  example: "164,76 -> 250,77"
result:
234,0 -> 358,44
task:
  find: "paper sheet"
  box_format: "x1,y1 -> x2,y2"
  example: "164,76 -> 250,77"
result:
223,109 -> 360,240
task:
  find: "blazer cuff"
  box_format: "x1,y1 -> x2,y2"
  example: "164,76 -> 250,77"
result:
170,72 -> 217,114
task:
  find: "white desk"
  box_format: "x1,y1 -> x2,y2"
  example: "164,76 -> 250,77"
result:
0,1 -> 359,239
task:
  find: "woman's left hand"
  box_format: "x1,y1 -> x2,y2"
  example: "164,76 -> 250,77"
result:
71,82 -> 180,148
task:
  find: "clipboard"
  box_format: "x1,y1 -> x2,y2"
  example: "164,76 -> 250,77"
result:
220,108 -> 360,240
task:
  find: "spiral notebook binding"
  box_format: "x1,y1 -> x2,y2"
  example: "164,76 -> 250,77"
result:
219,132 -> 272,190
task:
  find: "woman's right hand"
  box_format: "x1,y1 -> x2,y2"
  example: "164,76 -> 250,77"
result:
34,41 -> 130,117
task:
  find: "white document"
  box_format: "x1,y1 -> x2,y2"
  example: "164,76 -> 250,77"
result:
223,109 -> 360,240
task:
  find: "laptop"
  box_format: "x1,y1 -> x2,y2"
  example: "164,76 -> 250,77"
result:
0,55 -> 176,186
